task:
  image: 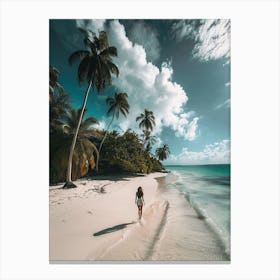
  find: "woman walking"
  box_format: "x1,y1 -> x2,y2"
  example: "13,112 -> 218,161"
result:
135,186 -> 145,219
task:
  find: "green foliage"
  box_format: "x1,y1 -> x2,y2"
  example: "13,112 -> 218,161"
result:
96,92 -> 130,171
68,29 -> 119,92
49,67 -> 100,184
50,35 -> 166,182
97,130 -> 163,174
106,92 -> 129,118
156,144 -> 171,161
136,109 -> 156,132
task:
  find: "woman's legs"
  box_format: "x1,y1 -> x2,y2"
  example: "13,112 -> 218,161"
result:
138,205 -> 143,219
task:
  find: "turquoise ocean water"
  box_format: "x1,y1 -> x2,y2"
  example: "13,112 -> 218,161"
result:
165,164 -> 230,256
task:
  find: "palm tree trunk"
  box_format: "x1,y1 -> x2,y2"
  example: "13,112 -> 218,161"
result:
63,80 -> 93,188
96,114 -> 115,172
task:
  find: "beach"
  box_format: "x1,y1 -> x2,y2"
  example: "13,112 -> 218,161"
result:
49,171 -> 229,262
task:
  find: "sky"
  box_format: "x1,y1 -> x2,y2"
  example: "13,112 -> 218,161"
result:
49,19 -> 230,165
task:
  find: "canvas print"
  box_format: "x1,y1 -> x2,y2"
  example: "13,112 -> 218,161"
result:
49,19 -> 230,262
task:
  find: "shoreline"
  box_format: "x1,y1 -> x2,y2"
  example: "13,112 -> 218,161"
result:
49,171 -> 229,261
153,172 -> 230,261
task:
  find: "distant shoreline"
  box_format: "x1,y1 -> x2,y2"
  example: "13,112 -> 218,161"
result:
164,163 -> 230,167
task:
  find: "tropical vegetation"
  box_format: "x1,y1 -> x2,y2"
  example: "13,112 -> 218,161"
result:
96,92 -> 130,171
136,109 -> 156,132
49,28 -> 170,186
156,144 -> 171,161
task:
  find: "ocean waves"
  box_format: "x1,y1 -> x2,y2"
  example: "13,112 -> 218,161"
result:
166,165 -> 231,258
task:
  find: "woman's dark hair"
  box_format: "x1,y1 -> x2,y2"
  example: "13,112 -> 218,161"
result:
137,187 -> 143,198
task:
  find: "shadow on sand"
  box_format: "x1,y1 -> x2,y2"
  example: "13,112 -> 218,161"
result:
93,222 -> 136,237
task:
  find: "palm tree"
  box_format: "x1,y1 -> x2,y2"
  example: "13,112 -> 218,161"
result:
136,109 -> 156,132
49,66 -> 71,133
63,108 -> 99,185
50,91 -> 71,133
50,107 -> 100,184
49,65 -> 64,95
141,130 -> 157,152
156,144 -> 170,161
96,92 -> 129,171
64,29 -> 119,188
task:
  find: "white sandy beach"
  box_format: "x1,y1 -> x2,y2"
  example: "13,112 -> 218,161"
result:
49,172 -> 228,261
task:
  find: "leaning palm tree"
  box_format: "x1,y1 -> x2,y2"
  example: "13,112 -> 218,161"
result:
136,109 -> 156,132
62,107 -> 99,186
50,107 -> 100,184
156,144 -> 170,161
96,92 -> 129,171
64,29 -> 119,188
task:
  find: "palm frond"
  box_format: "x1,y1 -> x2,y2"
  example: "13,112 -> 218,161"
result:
68,50 -> 90,65
97,31 -> 109,50
107,105 -> 115,116
78,27 -> 89,37
77,56 -> 90,84
86,55 -> 98,84
106,97 -> 115,106
136,114 -> 144,122
119,107 -> 128,117
106,60 -> 119,77
82,116 -> 99,128
100,46 -> 118,58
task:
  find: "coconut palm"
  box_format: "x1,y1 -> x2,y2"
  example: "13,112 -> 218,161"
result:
96,92 -> 129,171
62,108 -> 99,186
155,144 -> 170,161
49,66 -> 71,133
136,109 -> 156,132
141,130 -> 157,152
50,107 -> 100,184
64,29 -> 119,188
49,65 -> 64,95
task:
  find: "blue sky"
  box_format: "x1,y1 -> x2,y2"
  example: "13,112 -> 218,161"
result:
50,19 -> 230,165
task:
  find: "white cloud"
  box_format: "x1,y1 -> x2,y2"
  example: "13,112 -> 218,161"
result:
172,19 -> 230,62
153,136 -> 163,149
165,140 -> 230,165
76,19 -> 106,36
76,19 -> 199,141
94,120 -> 106,130
184,117 -> 199,141
128,21 -> 161,62
216,98 -> 230,110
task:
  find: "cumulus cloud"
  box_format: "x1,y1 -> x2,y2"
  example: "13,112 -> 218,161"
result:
165,140 -> 230,165
153,136 -> 163,149
127,21 -> 161,62
172,19 -> 230,62
76,19 -> 199,141
184,117 -> 199,141
76,19 -> 106,36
